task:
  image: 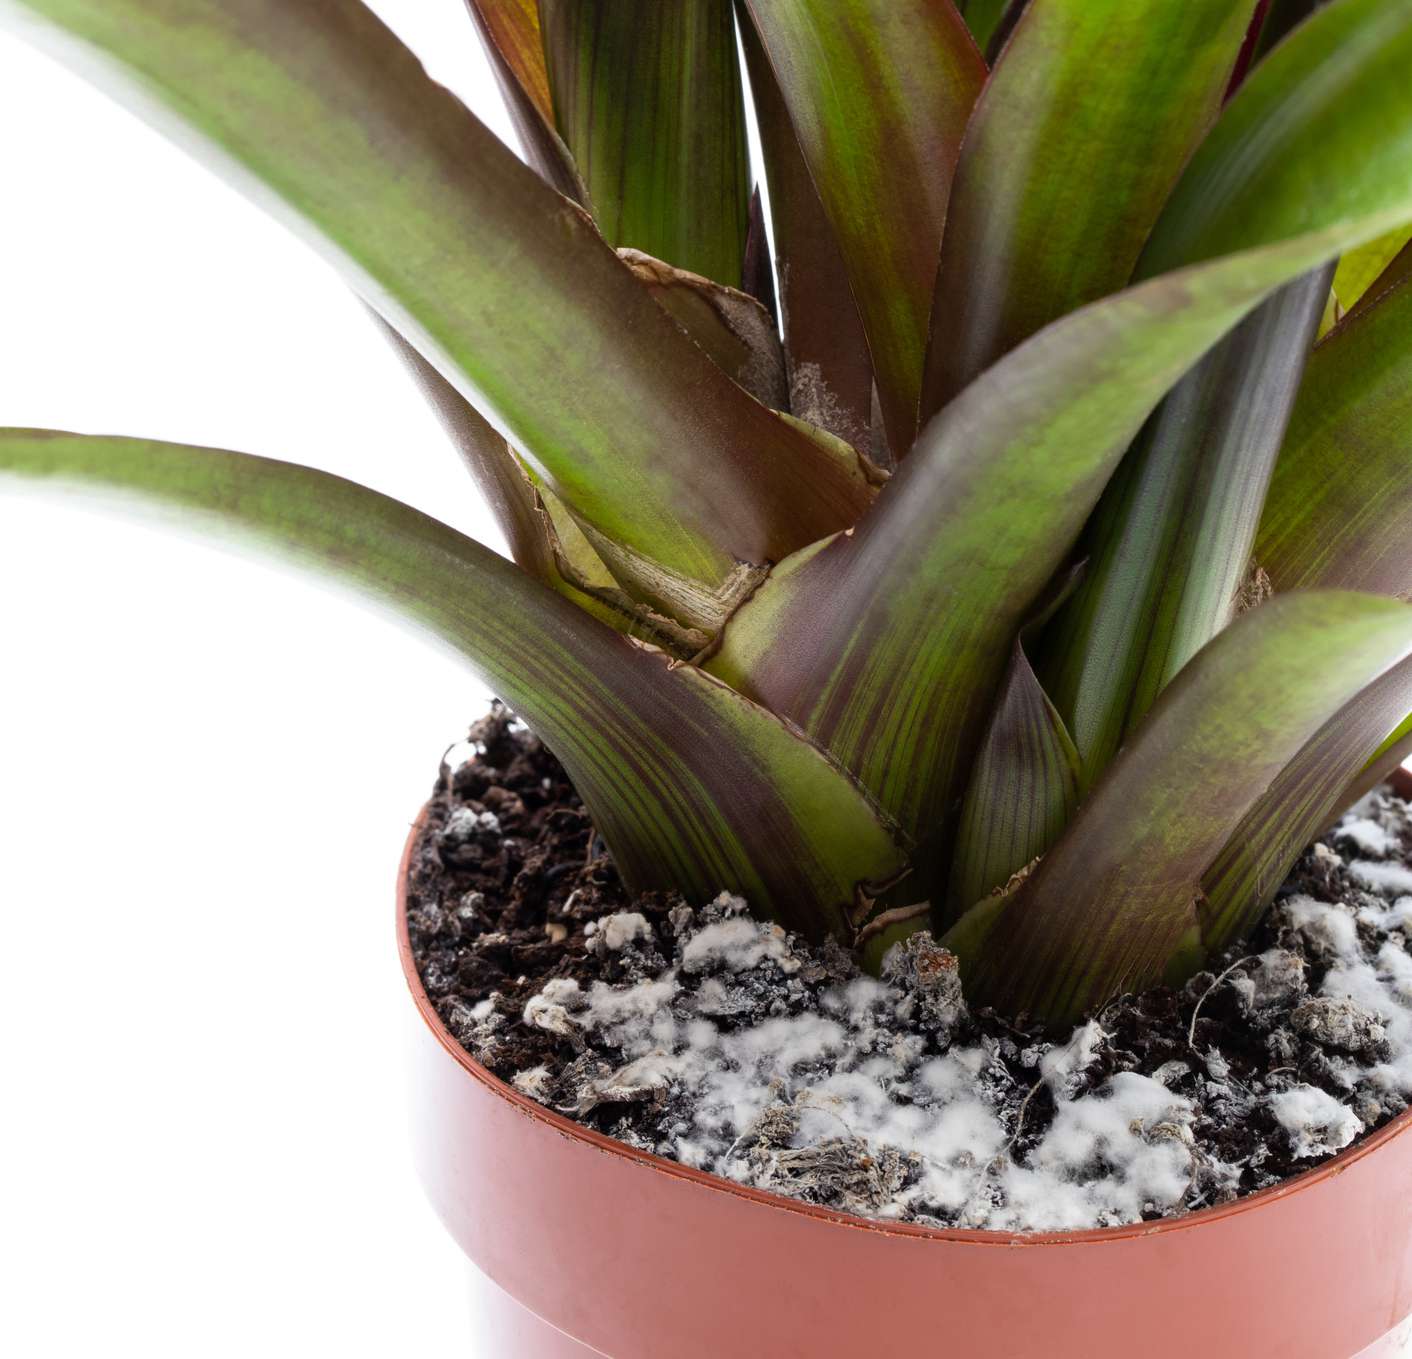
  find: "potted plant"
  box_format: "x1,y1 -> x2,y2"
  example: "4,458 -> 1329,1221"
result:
7,0 -> 1412,1352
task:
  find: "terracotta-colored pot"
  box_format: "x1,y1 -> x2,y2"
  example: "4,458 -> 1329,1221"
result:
398,808 -> 1412,1359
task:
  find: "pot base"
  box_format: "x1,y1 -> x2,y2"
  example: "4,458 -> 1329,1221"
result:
465,1258 -> 1411,1359
1354,1318 -> 1412,1358
468,1264 -> 603,1358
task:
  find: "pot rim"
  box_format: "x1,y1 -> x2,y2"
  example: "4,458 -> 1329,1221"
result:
397,798 -> 1412,1251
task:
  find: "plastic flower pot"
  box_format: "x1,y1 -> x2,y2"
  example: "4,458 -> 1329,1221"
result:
397,806 -> 1412,1359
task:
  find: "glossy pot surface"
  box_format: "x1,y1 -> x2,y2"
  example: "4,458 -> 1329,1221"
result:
399,811 -> 1412,1358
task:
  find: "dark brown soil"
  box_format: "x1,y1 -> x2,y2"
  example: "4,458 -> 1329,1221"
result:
407,709 -> 1411,1220
405,707 -> 686,1078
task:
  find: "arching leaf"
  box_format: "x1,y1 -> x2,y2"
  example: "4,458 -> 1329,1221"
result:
924,0 -> 1253,415
961,594 -> 1412,1023
3,0 -> 873,602
1135,0 -> 1412,280
377,318 -> 681,646
1258,270 -> 1412,597
1200,655 -> 1412,955
0,429 -> 909,939
375,317 -> 555,587
1041,267 -> 1329,789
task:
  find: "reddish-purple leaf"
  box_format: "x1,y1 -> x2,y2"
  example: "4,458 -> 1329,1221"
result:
923,0 -> 1253,416
964,595 -> 1412,1022
0,429 -> 910,940
740,0 -> 984,456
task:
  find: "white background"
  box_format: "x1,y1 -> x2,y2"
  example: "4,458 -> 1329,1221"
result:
0,4 -> 511,1354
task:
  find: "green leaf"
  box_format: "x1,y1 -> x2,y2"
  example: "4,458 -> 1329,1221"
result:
1038,0 -> 1412,785
1250,0 -> 1326,65
947,570 -> 1083,915
947,632 -> 1080,919
1345,238 -> 1412,324
959,594 -> 1412,1023
739,0 -> 984,455
1042,267 -> 1329,790
1200,655 -> 1412,955
736,12 -> 875,456
710,0 -> 1412,856
539,0 -> 750,286
1136,0 -> 1412,280
379,317 -> 696,649
1333,710 -> 1412,816
956,0 -> 1013,55
0,429 -> 909,939
923,0 -> 1253,415
375,316 -> 557,587
1332,225 -> 1412,315
380,304 -> 749,654
1258,270 -> 1412,596
461,0 -> 587,203
3,0 -> 874,601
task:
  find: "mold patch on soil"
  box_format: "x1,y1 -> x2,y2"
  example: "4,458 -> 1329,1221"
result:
406,709 -> 1412,1232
